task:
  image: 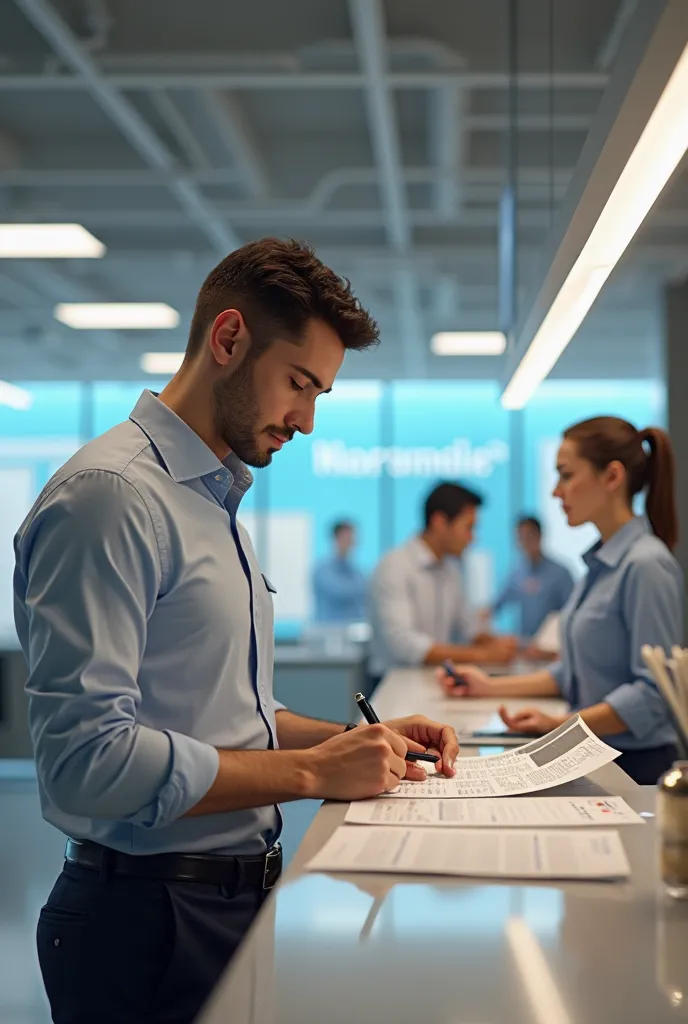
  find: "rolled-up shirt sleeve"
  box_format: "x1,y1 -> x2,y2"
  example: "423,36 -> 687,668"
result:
371,560 -> 434,666
14,469 -> 219,827
605,555 -> 683,742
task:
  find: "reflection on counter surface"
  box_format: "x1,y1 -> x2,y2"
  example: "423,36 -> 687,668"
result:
4,774 -> 686,1024
198,790 -> 688,1024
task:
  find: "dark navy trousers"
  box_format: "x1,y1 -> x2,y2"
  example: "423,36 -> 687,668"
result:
37,861 -> 267,1024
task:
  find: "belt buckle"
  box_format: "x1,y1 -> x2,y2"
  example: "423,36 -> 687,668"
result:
263,843 -> 282,890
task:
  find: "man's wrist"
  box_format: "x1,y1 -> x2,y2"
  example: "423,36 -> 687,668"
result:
286,749 -> 320,799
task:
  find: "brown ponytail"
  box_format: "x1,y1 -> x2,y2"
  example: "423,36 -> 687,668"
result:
639,426 -> 678,551
563,416 -> 678,550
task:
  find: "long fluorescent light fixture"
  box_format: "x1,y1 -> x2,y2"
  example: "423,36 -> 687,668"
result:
432,331 -> 506,356
140,352 -> 185,375
56,303 -> 179,330
0,381 -> 33,410
0,224 -> 105,258
502,38 -> 688,409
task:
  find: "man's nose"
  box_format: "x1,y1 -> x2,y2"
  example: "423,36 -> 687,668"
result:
287,406 -> 314,437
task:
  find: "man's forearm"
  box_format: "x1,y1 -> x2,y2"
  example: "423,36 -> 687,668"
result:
275,708 -> 345,749
423,642 -> 495,665
184,748 -> 317,817
187,713 -> 348,817
472,632 -> 495,645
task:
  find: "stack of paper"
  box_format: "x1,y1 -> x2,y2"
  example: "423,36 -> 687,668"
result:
305,715 -> 640,882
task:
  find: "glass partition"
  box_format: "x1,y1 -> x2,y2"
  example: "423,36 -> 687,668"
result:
0,379 -> 665,642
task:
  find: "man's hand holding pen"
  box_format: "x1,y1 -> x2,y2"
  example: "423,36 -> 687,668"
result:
299,703 -> 459,803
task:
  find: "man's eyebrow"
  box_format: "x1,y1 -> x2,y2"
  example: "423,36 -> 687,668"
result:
290,364 -> 332,394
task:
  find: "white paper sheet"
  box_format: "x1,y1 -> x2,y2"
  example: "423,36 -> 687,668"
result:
387,714 -> 620,798
306,825 -> 630,879
345,795 -> 643,828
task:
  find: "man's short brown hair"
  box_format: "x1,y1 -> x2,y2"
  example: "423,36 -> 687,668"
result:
186,237 -> 379,358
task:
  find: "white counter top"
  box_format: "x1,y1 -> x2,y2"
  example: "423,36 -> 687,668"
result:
197,668 -> 688,1024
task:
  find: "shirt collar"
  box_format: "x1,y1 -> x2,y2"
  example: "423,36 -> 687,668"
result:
129,390 -> 253,497
407,535 -> 443,570
583,516 -> 649,570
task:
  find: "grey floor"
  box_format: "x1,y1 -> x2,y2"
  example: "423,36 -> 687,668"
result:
0,762 -> 320,1024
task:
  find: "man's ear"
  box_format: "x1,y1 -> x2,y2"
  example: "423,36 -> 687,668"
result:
209,309 -> 250,366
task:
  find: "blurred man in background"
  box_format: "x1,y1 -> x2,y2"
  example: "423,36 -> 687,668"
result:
368,482 -> 518,686
481,515 -> 573,649
313,520 -> 367,623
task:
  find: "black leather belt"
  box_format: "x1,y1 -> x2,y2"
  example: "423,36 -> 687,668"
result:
65,838 -> 282,890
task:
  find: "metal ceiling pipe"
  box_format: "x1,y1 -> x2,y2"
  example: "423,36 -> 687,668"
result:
13,0 -> 240,255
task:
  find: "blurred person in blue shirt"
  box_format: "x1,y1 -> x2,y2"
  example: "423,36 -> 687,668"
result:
313,520 -> 367,623
485,515 -> 574,640
14,239 -> 459,1024
439,416 -> 683,785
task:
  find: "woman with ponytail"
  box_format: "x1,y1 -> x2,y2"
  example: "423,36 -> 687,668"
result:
438,416 -> 683,785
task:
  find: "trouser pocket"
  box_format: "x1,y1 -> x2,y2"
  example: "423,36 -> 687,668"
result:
38,903 -> 93,1023
37,866 -> 177,1024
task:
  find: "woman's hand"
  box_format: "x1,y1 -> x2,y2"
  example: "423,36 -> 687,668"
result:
435,664 -> 495,698
498,705 -> 563,735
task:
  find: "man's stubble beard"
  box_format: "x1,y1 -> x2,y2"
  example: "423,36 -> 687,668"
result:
212,354 -> 272,468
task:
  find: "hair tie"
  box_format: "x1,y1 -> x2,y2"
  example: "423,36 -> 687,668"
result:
639,427 -> 653,454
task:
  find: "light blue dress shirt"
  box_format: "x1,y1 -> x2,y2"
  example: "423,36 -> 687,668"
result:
549,517 -> 683,750
492,554 -> 574,637
14,390 -> 283,855
369,537 -> 475,677
313,556 -> 367,622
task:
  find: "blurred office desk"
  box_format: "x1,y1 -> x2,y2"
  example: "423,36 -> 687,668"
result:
273,639 -> 366,724
198,670 -> 688,1024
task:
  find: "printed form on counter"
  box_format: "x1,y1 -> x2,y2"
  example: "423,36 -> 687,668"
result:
386,714 -> 620,799
306,826 -> 631,880
345,795 -> 644,828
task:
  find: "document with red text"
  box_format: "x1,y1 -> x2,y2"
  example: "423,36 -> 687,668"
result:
345,795 -> 643,828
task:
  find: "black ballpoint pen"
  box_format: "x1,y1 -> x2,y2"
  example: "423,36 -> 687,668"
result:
354,692 -> 440,763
